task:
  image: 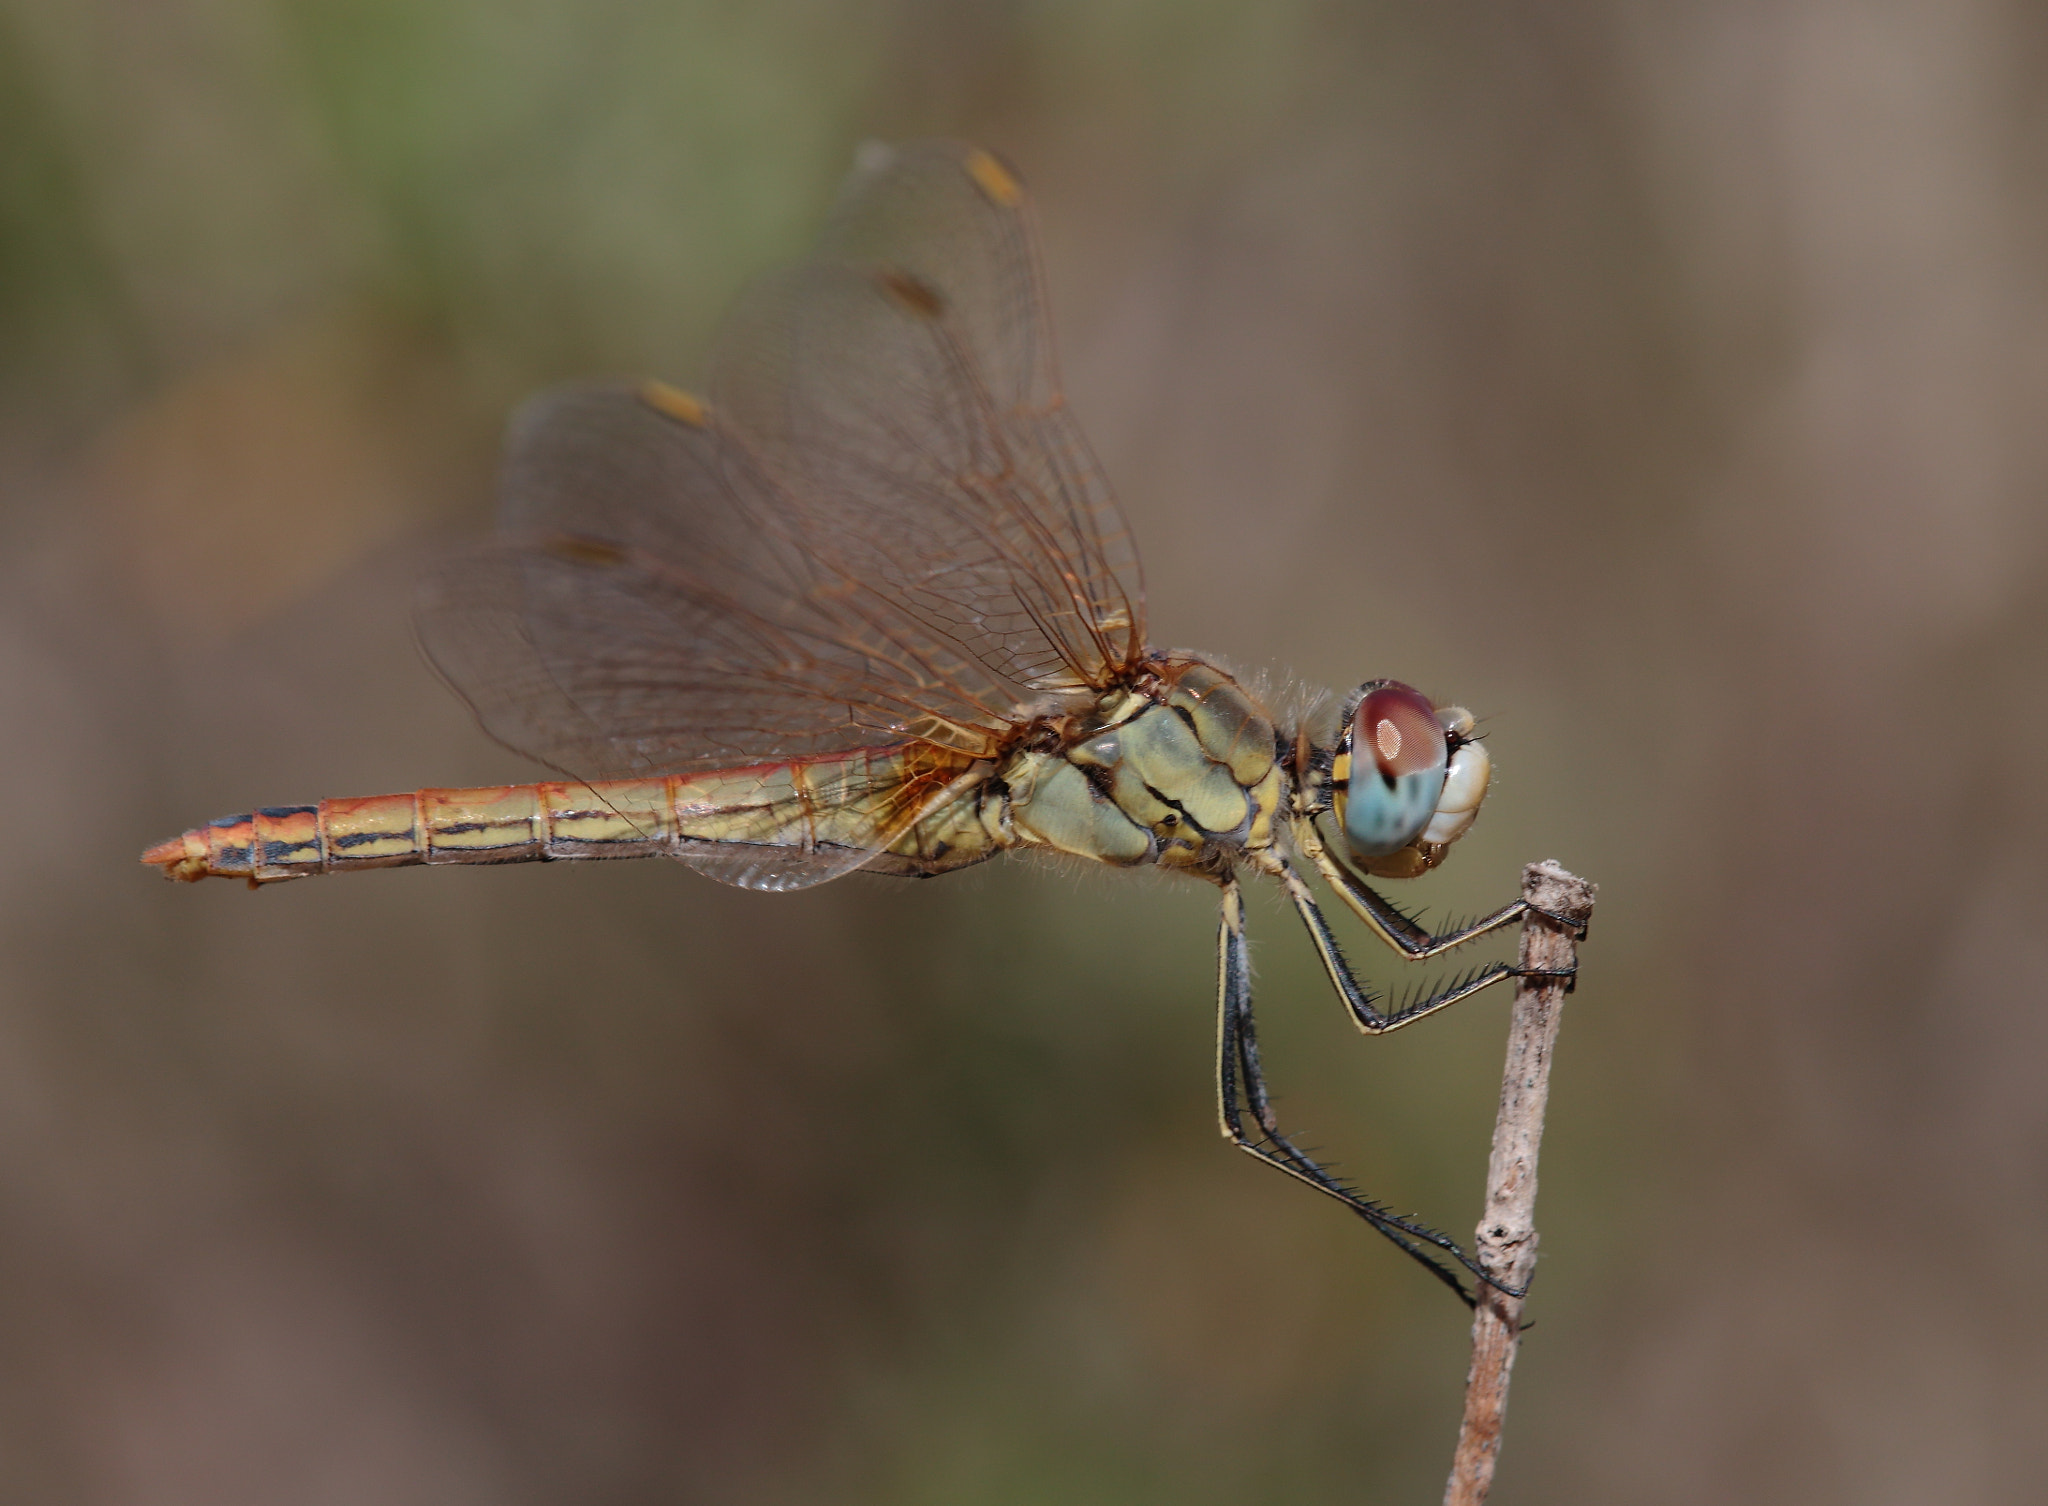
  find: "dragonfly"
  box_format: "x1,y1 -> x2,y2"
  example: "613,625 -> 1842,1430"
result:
143,140 -> 1568,1306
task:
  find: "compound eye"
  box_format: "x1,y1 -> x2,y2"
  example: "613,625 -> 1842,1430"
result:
1339,682 -> 1449,858
1359,683 -> 1446,781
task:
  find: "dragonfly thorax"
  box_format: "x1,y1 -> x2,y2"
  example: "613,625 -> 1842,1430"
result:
990,658 -> 1284,873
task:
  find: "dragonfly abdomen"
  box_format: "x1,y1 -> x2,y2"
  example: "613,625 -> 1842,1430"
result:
143,782 -> 692,884
143,748 -> 998,887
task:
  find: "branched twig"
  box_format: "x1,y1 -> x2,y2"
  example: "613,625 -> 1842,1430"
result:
1442,859 -> 1596,1506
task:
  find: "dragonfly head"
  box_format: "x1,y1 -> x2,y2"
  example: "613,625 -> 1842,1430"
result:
1328,681 -> 1491,879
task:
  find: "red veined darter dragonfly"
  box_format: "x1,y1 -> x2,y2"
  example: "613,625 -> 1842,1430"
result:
143,141 -> 1563,1305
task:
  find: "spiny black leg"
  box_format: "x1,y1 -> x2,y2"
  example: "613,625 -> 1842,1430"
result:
1289,816 -> 1555,960
1213,877 -> 1520,1305
1273,861 -> 1520,1035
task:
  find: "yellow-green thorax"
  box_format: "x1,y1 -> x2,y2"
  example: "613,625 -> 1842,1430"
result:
989,658 -> 1282,873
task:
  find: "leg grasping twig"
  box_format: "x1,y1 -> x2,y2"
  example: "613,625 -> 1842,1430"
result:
1214,874 -> 1500,1305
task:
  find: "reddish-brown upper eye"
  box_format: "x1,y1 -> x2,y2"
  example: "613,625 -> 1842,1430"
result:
1352,682 -> 1447,781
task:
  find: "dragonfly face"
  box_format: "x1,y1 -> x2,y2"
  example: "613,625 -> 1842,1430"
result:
142,141 -> 1545,1306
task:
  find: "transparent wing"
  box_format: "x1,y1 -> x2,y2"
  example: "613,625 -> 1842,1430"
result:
416,141 -> 1144,886
711,140 -> 1145,690
418,384 -> 1024,777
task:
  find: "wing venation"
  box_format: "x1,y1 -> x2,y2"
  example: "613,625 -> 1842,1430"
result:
416,141 -> 1147,887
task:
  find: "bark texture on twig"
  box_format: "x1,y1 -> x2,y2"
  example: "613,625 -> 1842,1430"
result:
1442,859 -> 1596,1506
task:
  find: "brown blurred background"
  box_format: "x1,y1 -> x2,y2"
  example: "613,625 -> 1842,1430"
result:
4,1 -> 2047,1501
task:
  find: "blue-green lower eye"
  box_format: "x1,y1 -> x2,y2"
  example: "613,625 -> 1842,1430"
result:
1337,680 -> 1451,858
1343,767 -> 1449,857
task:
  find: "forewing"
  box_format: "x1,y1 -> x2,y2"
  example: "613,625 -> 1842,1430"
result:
711,140 -> 1146,690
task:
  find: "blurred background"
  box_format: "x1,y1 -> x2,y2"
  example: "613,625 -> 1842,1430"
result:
4,1 -> 2046,1501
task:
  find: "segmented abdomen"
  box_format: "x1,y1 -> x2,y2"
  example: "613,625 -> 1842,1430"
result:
142,751 -> 995,885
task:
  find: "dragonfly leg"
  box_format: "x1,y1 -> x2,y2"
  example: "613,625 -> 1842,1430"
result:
1267,857 -> 1518,1035
1288,814 -> 1583,961
1214,876 -> 1518,1306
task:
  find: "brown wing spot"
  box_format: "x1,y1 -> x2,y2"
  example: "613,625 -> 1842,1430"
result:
638,380 -> 708,427
964,148 -> 1023,209
879,269 -> 945,319
544,533 -> 629,567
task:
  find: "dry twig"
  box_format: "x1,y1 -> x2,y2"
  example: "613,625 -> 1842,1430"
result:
1442,859 -> 1597,1506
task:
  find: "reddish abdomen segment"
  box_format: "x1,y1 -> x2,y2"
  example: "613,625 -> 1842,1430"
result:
141,751 -> 992,886
143,785 -> 656,884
